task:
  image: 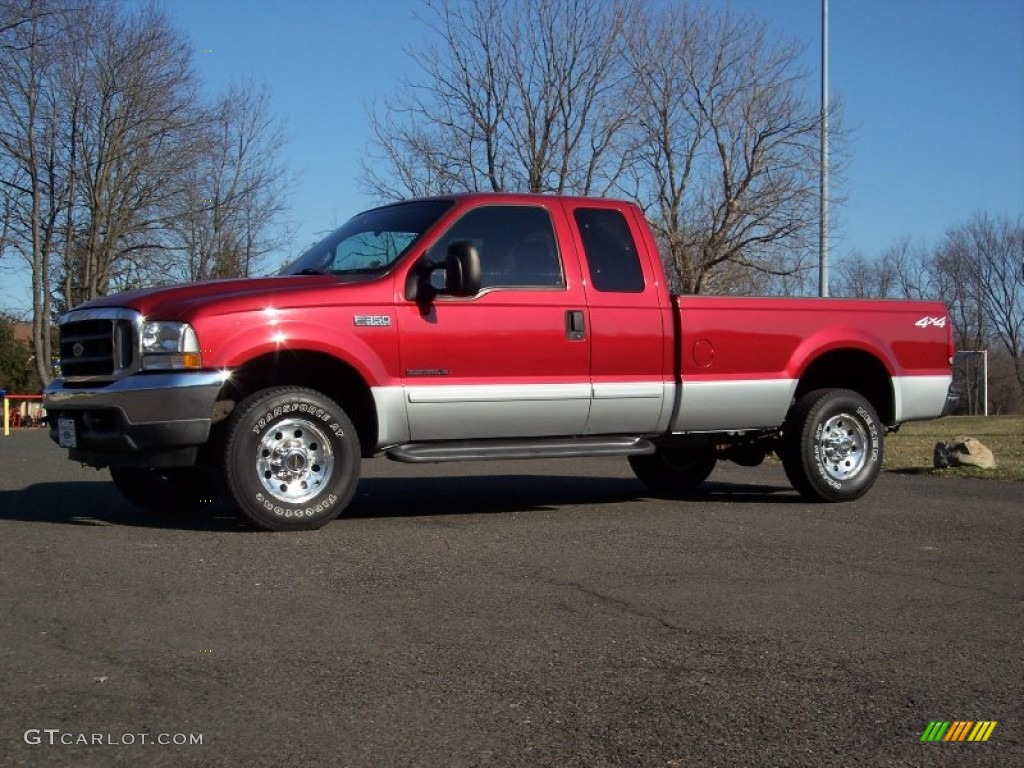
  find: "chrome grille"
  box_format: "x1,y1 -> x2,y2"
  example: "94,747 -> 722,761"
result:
58,310 -> 138,381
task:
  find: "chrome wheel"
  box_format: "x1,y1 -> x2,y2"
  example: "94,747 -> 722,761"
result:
818,412 -> 869,481
782,388 -> 882,503
256,418 -> 335,504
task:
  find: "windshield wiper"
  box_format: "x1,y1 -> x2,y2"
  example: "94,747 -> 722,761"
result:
334,266 -> 387,275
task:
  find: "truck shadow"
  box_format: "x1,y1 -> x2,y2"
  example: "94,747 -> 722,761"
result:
0,482 -> 246,531
0,475 -> 798,530
348,475 -> 797,519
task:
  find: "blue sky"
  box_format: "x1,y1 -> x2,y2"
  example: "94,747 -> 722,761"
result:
2,0 -> 1022,312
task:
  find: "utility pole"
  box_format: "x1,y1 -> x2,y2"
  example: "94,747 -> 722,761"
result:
819,0 -> 829,297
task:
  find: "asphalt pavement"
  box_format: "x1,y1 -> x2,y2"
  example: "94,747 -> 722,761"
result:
1,429 -> 1021,767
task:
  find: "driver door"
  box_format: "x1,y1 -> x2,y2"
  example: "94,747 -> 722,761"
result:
396,202 -> 592,441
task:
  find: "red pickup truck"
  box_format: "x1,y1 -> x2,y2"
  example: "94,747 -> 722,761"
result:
44,194 -> 956,530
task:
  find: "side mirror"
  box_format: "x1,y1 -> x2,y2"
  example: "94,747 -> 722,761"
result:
443,241 -> 481,297
407,240 -> 482,308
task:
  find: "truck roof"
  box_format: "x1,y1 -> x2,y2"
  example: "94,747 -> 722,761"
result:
369,191 -> 635,209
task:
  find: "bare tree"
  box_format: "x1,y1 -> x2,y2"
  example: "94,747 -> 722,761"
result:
932,233 -> 992,354
364,0 -> 633,200
879,237 -> 934,299
169,80 -> 292,283
0,179 -> 12,258
833,239 -> 934,300
941,214 -> 1024,390
68,2 -> 199,303
364,0 -> 511,198
366,0 -> 834,295
833,251 -> 891,298
502,0 -> 633,194
623,3 -> 830,294
1,1 -> 292,385
0,0 -> 66,384
0,0 -> 60,51
54,0 -> 87,313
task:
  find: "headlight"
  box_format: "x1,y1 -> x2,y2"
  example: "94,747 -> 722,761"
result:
140,321 -> 202,370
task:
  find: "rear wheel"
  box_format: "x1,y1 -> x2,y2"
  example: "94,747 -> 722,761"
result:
110,466 -> 221,514
629,447 -> 717,496
222,386 -> 360,531
781,388 -> 883,502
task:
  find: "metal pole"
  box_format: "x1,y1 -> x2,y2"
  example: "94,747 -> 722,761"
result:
982,349 -> 988,416
819,0 -> 829,297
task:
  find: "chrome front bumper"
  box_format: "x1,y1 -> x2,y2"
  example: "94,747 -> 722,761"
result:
44,371 -> 227,468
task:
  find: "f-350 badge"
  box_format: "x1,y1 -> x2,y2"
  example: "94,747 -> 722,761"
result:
353,315 -> 392,327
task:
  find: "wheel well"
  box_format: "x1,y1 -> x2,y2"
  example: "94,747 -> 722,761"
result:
794,350 -> 894,425
218,351 -> 378,456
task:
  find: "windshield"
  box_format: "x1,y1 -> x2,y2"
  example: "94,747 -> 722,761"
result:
281,199 -> 454,277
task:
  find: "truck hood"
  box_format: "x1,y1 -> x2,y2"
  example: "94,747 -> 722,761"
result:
68,275 -> 362,319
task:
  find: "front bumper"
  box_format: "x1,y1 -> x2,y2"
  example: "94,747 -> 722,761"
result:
44,371 -> 227,468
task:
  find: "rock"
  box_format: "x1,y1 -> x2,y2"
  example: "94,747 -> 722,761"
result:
945,436 -> 997,469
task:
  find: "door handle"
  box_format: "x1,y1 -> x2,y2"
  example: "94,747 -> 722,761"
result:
566,310 -> 585,340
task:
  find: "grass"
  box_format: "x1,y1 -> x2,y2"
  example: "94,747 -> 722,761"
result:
884,415 -> 1024,483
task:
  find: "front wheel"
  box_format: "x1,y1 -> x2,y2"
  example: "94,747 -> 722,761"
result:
222,387 -> 361,531
629,447 -> 717,497
781,388 -> 883,502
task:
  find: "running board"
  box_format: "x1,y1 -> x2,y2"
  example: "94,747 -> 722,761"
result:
386,436 -> 655,464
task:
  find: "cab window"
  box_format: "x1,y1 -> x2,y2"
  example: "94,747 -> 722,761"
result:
574,208 -> 645,293
426,206 -> 563,289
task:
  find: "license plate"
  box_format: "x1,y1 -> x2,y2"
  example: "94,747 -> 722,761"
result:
58,417 -> 77,448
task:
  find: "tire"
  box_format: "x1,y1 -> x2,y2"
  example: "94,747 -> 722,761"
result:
222,386 -> 360,531
781,388 -> 883,502
629,447 -> 717,497
110,466 -> 221,514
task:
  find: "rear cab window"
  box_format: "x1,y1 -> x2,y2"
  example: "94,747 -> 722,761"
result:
573,208 -> 645,293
